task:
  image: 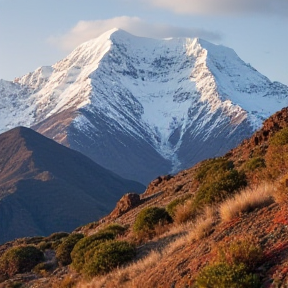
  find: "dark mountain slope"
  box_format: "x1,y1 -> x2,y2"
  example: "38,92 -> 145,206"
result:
0,127 -> 144,243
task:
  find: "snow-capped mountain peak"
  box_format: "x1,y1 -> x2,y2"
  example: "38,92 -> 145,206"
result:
0,29 -> 287,184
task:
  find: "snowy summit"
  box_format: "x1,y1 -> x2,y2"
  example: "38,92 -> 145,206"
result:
0,28 -> 287,184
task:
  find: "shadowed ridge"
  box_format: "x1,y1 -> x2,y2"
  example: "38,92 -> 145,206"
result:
0,126 -> 145,243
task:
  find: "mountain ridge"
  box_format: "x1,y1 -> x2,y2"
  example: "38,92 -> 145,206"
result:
0,126 -> 145,243
1,29 -> 287,183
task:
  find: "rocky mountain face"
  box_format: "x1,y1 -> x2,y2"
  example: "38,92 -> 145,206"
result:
0,29 -> 287,184
0,127 -> 144,243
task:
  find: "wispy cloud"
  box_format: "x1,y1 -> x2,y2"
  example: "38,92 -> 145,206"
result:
147,0 -> 288,16
48,16 -> 222,51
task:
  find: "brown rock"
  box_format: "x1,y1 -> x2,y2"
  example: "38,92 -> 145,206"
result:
110,193 -> 141,218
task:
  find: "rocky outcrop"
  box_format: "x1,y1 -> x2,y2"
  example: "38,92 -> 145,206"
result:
110,193 -> 141,219
228,107 -> 288,163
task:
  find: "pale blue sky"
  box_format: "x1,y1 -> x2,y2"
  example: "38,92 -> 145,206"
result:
0,0 -> 287,85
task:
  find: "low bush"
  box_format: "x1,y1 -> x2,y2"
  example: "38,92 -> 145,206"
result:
192,158 -> 247,216
133,207 -> 172,234
56,233 -> 84,266
71,231 -> 115,272
266,128 -> 288,178
83,240 -> 136,277
196,237 -> 263,287
45,232 -> 69,242
99,223 -> 127,237
166,195 -> 191,217
244,157 -> 266,172
33,261 -> 55,275
0,245 -> 44,277
37,232 -> 70,251
270,127 -> 288,146
217,238 -> 264,271
195,158 -> 234,182
193,169 -> 247,208
195,262 -> 260,288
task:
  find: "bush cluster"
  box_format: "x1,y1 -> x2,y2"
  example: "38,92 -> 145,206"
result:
270,127 -> 288,146
56,233 -> 84,266
133,207 -> 172,233
71,231 -> 115,272
195,238 -> 263,287
193,158 -> 247,209
0,245 -> 44,277
83,240 -> 136,277
266,128 -> 288,178
100,223 -> 127,236
244,157 -> 266,172
196,262 -> 260,288
70,224 -> 133,276
38,232 -> 69,251
166,195 -> 191,217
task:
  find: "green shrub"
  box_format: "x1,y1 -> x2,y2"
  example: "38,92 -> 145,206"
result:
195,158 -> 234,182
217,238 -> 263,271
33,261 -> 55,274
133,207 -> 172,233
56,233 -> 84,266
266,129 -> 288,178
270,127 -> 288,146
244,157 -> 266,172
0,245 -> 44,277
166,195 -> 191,217
19,236 -> 44,246
45,232 -> 69,242
83,240 -> 136,277
195,262 -> 260,288
37,232 -> 70,252
71,231 -> 115,272
99,223 -> 127,237
193,169 -> 247,208
193,158 -> 247,211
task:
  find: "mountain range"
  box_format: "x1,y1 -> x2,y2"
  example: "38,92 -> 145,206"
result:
1,29 -> 287,184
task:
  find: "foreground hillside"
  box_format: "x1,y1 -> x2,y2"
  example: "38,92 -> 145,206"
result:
0,127 -> 144,244
1,108 -> 288,287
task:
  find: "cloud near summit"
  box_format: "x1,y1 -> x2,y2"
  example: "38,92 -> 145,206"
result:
48,17 -> 222,51
147,0 -> 288,16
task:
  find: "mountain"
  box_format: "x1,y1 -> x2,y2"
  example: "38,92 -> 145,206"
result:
0,126 -> 144,244
0,29 -> 287,184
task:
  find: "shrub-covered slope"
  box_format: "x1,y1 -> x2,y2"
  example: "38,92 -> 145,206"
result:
2,108 -> 288,287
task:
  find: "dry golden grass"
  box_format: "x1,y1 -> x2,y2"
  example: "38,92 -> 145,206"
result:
173,200 -> 194,224
219,183 -> 275,222
76,214 -> 219,288
76,250 -> 162,288
76,221 -> 194,288
76,184 -> 277,288
189,206 -> 216,241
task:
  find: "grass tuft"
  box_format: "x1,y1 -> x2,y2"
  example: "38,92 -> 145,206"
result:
219,183 -> 275,222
